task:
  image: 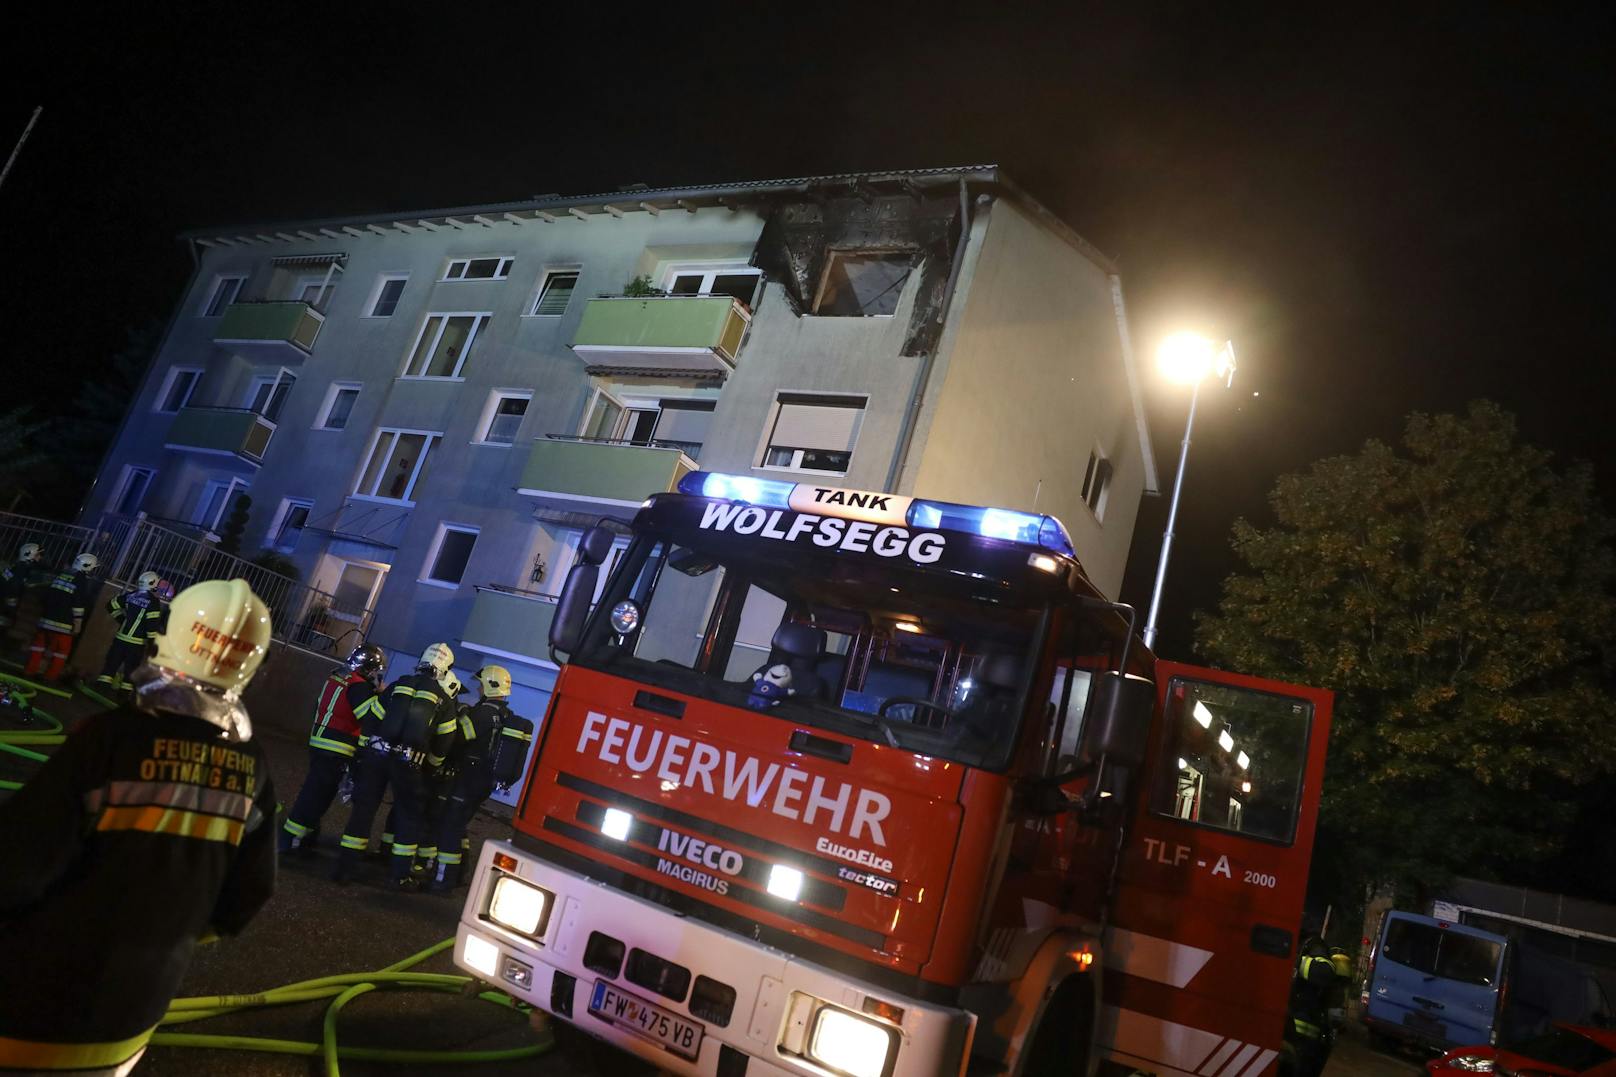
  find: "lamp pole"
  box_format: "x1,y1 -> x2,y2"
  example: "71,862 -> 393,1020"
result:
1142,337 -> 1234,652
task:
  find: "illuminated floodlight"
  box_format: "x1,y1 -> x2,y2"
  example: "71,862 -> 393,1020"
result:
1241,781 -> 1252,794
1177,757 -> 1188,771
1237,750 -> 1250,770
1218,729 -> 1235,753
601,808 -> 633,841
767,864 -> 804,901
1158,332 -> 1218,385
1193,701 -> 1214,729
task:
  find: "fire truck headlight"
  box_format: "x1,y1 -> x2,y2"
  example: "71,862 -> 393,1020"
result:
609,600 -> 641,636
602,807 -> 633,841
810,1006 -> 898,1077
767,864 -> 804,901
1447,1056 -> 1494,1073
488,875 -> 551,937
463,933 -> 500,978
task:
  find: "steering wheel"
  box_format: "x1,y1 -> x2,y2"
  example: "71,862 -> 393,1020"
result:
878,696 -> 957,725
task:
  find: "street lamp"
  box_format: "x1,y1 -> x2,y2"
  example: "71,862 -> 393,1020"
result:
1142,333 -> 1237,651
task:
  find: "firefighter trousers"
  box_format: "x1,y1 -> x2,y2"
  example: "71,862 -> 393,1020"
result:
335,748 -> 393,873
382,770 -> 449,860
24,630 -> 72,681
434,765 -> 495,884
281,748 -> 350,852
97,638 -> 146,686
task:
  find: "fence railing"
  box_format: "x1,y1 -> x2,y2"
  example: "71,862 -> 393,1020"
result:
1,511 -> 374,655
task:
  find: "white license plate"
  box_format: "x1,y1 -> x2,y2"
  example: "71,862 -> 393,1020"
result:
588,980 -> 704,1060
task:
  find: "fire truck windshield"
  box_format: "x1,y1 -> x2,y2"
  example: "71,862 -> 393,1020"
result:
574,517 -> 1054,771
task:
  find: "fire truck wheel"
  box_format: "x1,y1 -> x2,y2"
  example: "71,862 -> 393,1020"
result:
1018,977 -> 1095,1077
553,1021 -> 658,1076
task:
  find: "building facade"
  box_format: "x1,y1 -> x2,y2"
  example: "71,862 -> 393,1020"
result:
86,166 -> 1157,721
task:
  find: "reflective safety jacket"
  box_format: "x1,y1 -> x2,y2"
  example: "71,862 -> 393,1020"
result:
37,570 -> 97,635
372,670 -> 457,760
308,671 -> 383,758
0,564 -> 29,615
450,699 -> 535,786
0,704 -> 276,1071
106,588 -> 169,645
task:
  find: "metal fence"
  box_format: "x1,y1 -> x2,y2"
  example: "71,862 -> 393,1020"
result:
1,511 -> 373,655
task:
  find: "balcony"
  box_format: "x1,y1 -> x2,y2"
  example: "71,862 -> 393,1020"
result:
571,295 -> 750,376
162,406 -> 276,466
214,301 -> 324,363
461,585 -> 559,665
516,435 -> 696,518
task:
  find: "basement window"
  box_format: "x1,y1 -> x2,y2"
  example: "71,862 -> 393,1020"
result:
813,251 -> 914,317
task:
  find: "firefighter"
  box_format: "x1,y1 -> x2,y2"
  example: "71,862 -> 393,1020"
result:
0,542 -> 43,642
333,642 -> 458,887
96,571 -> 169,691
0,578 -> 276,1075
379,671 -> 464,874
279,643 -> 386,856
24,553 -> 100,683
1284,932 -> 1348,1077
428,665 -> 533,893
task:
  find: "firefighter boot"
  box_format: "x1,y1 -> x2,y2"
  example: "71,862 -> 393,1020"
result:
427,858 -> 463,895
332,850 -> 361,885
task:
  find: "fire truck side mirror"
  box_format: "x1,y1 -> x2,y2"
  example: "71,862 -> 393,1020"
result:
548,526 -> 616,659
1079,671 -> 1155,770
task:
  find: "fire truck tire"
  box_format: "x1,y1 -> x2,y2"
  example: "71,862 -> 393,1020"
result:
1017,977 -> 1095,1077
553,1021 -> 657,1076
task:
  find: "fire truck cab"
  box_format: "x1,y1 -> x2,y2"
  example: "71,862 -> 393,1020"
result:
454,471 -> 1332,1077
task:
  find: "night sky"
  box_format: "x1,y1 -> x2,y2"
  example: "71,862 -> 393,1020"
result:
5,7 -> 1613,659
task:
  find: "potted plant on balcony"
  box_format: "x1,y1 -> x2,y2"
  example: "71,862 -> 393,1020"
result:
623,274 -> 661,297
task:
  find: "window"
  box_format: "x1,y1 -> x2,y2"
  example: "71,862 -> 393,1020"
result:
112,466 -> 155,515
477,392 -> 531,445
202,276 -> 245,317
758,393 -> 865,474
1082,450 -> 1112,518
194,478 -> 250,532
270,498 -> 314,552
354,429 -> 440,503
368,275 -> 408,317
813,251 -> 914,316
667,267 -> 760,306
292,275 -> 337,311
402,313 -> 489,379
529,269 -> 579,316
1151,680 -> 1313,843
1382,919 -> 1504,987
442,257 -> 512,281
577,392 -> 714,458
422,524 -> 479,587
155,368 -> 202,413
246,372 -> 297,422
316,382 -> 361,430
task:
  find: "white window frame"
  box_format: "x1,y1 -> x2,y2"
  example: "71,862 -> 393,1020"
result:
244,368 -> 296,422
153,367 -> 203,414
110,465 -> 156,515
441,256 -> 513,282
200,275 -> 245,317
754,392 -> 868,477
548,529 -> 630,603
420,522 -> 480,589
268,497 -> 315,552
400,312 -> 490,380
473,389 -> 533,447
291,273 -> 336,310
526,267 -> 581,317
660,261 -> 760,303
314,381 -> 362,431
1081,447 -> 1112,521
351,427 -> 442,506
194,477 -> 250,533
364,274 -> 409,318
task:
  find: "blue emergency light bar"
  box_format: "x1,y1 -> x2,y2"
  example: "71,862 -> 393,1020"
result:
675,471 -> 1076,558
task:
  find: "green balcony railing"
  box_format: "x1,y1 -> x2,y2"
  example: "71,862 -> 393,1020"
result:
164,407 -> 276,462
571,295 -> 749,373
215,301 -> 324,358
462,585 -> 559,663
517,436 -> 696,509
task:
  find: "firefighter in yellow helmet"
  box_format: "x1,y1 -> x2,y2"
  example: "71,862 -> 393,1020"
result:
334,642 -> 459,887
427,665 -> 532,893
0,579 -> 277,1075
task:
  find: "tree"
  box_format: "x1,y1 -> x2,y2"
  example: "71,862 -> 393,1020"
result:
1195,401 -> 1616,906
0,406 -> 51,508
217,494 -> 251,555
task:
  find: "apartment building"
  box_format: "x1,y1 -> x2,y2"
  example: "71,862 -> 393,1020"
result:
86,166 -> 1158,719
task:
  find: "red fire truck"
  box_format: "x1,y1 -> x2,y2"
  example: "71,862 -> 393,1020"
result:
454,471 -> 1333,1077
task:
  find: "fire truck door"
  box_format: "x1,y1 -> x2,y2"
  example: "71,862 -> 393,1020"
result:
1098,662 -> 1333,1077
